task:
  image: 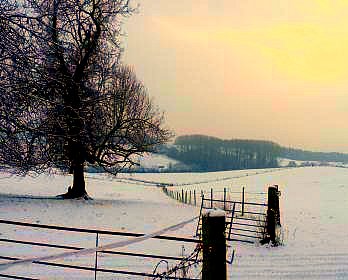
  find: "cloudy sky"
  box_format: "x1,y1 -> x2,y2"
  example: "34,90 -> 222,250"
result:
122,0 -> 348,152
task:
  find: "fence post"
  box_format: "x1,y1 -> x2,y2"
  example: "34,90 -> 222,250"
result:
182,189 -> 184,203
223,188 -> 226,210
210,188 -> 213,208
267,208 -> 276,243
242,187 -> 245,216
266,185 -> 281,243
202,192 -> 205,207
202,209 -> 227,280
194,190 -> 196,206
268,185 -> 280,225
94,233 -> 99,280
189,190 -> 192,204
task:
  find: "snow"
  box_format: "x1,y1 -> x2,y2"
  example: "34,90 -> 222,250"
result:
0,172 -> 199,279
1,166 -> 348,279
138,153 -> 179,169
278,157 -> 348,168
202,209 -> 226,217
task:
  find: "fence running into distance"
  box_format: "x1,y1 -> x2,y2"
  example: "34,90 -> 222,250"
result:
0,219 -> 202,280
162,187 -> 269,244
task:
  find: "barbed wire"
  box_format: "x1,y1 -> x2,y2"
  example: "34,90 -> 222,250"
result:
152,243 -> 203,280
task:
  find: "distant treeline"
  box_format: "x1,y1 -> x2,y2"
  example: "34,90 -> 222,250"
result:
160,135 -> 281,172
158,135 -> 348,172
279,147 -> 348,163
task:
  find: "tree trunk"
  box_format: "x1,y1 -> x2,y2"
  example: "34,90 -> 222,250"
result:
60,161 -> 90,199
71,161 -> 87,197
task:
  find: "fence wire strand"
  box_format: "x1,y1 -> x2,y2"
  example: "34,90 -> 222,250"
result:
152,243 -> 202,280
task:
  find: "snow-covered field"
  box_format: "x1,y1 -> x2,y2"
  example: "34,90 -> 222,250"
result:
1,166 -> 348,279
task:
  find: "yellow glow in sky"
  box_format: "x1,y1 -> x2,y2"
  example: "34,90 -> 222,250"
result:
156,17 -> 348,83
123,0 -> 348,152
221,23 -> 348,83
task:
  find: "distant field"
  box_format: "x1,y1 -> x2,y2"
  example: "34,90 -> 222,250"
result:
0,166 -> 348,279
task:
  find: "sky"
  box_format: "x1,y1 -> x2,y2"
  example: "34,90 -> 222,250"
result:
122,0 -> 348,153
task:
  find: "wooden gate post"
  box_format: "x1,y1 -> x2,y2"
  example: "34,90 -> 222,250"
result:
268,185 -> 280,225
202,209 -> 227,280
266,185 -> 281,243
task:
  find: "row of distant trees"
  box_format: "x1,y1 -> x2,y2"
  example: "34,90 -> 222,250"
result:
160,135 -> 281,172
280,148 -> 348,163
158,135 -> 348,172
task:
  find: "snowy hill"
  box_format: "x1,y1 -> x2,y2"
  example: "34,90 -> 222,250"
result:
1,167 -> 348,278
137,153 -> 179,170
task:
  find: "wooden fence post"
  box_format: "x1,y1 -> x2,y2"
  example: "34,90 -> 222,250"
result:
267,208 -> 276,243
202,209 -> 227,280
242,187 -> 245,216
224,188 -> 226,210
223,188 -> 226,210
182,189 -> 184,203
194,190 -> 196,206
266,185 -> 281,243
268,185 -> 280,225
210,188 -> 213,208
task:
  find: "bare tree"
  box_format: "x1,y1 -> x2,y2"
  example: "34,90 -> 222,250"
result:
0,0 -> 171,199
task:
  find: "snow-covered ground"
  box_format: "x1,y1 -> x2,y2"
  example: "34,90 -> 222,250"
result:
0,172 -> 199,279
138,153 -> 179,169
278,157 -> 348,168
1,166 -> 348,279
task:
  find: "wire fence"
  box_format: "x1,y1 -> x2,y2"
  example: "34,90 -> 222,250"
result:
196,196 -> 268,244
103,167 -> 290,188
162,186 -> 267,207
162,186 -> 269,245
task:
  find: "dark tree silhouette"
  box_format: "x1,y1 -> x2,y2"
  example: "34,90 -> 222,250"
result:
0,0 -> 171,198
162,135 -> 280,171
